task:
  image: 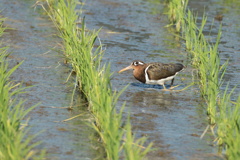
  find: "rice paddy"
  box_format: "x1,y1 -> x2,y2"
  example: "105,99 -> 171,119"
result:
165,0 -> 240,159
0,16 -> 44,160
37,0 -> 152,159
1,0 -> 239,159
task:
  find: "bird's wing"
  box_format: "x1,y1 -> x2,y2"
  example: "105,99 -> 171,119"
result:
147,63 -> 183,80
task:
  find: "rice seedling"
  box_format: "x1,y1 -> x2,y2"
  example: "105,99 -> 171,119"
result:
180,9 -> 223,125
181,7 -> 240,160
165,0 -> 240,158
0,18 -> 44,160
215,84 -> 240,159
36,0 -> 152,159
123,115 -> 153,160
165,0 -> 189,32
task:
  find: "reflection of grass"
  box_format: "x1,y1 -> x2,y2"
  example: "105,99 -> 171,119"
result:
0,18 -> 44,159
38,0 -> 152,159
218,0 -> 240,7
165,1 -> 240,158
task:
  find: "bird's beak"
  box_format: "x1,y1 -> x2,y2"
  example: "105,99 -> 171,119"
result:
118,65 -> 133,73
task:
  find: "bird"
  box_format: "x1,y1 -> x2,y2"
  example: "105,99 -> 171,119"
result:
118,60 -> 185,90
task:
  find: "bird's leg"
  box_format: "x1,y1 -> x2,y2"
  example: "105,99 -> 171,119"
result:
171,78 -> 175,86
162,84 -> 167,90
161,84 -> 172,91
161,79 -> 181,91
169,78 -> 180,90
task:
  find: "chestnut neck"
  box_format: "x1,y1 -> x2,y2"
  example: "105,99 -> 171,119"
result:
133,64 -> 147,83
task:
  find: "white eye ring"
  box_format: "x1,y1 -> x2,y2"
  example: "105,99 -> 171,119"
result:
133,61 -> 144,66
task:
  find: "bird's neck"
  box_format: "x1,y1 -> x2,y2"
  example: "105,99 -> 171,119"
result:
133,65 -> 147,83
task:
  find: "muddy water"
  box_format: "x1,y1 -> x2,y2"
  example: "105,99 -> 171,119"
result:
1,0 -> 239,159
1,0 -> 100,159
83,0 -> 239,159
188,0 -> 240,97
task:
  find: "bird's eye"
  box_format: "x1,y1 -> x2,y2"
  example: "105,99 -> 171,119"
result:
133,62 -> 138,65
132,61 -> 144,66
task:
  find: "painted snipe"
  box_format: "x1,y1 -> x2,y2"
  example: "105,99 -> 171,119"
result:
118,60 -> 185,90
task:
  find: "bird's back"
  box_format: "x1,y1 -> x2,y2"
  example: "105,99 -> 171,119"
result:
147,62 -> 184,80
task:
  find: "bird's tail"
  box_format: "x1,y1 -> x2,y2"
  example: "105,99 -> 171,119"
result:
175,63 -> 185,72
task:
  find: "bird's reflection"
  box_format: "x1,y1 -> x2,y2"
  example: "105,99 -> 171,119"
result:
130,83 -> 177,111
131,82 -> 171,89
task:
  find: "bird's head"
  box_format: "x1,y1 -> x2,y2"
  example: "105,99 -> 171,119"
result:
118,60 -> 145,73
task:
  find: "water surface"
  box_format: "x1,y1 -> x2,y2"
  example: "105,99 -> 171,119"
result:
1,0 -> 239,159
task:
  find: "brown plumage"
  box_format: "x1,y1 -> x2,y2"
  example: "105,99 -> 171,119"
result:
118,60 -> 185,89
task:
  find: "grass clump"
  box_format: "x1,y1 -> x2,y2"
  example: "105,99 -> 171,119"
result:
0,17 -> 44,160
37,0 -> 152,159
216,87 -> 240,159
164,1 -> 240,159
182,10 -> 226,125
182,9 -> 240,159
165,0 -> 189,32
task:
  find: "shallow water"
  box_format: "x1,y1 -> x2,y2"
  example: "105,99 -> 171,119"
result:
1,0 -> 239,159
1,0 -> 100,159
83,0 -> 239,159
